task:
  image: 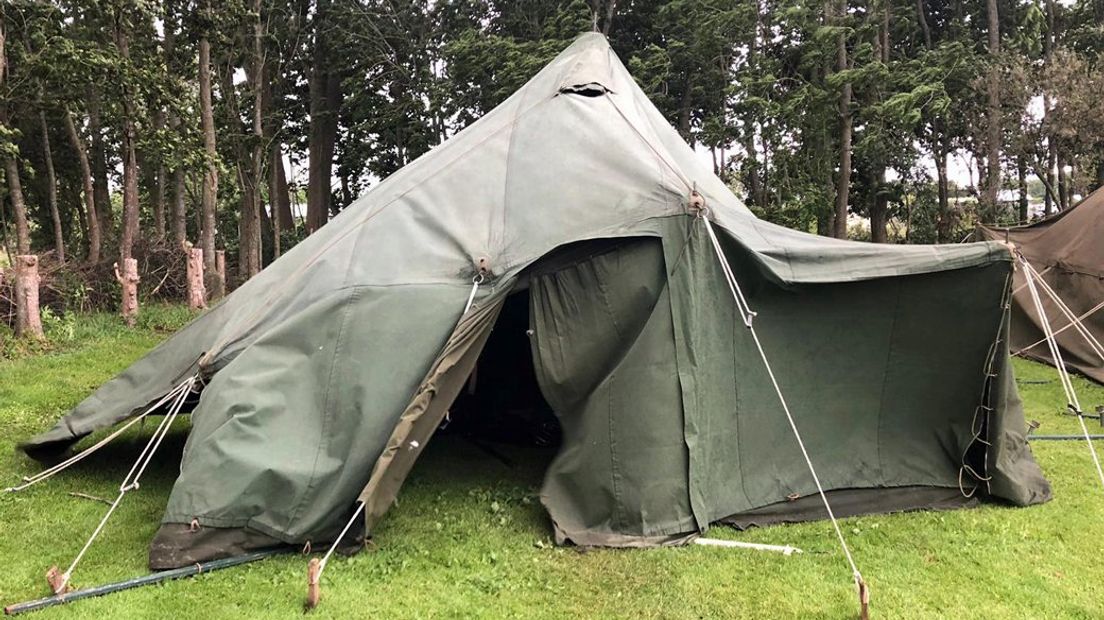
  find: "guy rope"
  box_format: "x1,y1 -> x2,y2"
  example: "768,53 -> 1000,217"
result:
1017,252 -> 1104,491
44,375 -> 198,595
693,191 -> 870,620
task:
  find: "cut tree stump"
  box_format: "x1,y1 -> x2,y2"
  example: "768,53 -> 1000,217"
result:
14,255 -> 44,339
185,244 -> 208,310
114,258 -> 140,327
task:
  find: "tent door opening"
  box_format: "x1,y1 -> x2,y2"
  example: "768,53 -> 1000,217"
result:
441,290 -> 561,450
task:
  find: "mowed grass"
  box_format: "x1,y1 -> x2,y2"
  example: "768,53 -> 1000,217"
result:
1,307 -> 1104,618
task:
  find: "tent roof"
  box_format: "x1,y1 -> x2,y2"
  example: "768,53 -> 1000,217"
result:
980,186 -> 1104,277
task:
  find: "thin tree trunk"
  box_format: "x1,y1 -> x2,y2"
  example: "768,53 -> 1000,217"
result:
869,0 -> 890,243
274,147 -> 293,227
171,166 -> 187,244
199,27 -> 223,297
164,3 -> 187,247
602,0 -> 617,36
152,109 -> 167,238
935,143 -> 950,242
3,156 -> 29,254
1057,152 -> 1069,210
239,0 -> 265,279
39,110 -> 64,261
64,110 -> 101,263
916,0 -> 932,47
88,87 -> 113,245
1017,156 -> 1029,222
833,0 -> 852,239
982,0 -> 1002,220
115,19 -> 139,264
1043,0 -> 1055,217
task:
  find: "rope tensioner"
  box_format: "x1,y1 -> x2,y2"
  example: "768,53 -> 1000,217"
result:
694,195 -> 869,618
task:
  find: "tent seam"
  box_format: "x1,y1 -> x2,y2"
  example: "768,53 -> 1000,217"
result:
286,286 -> 362,529
874,279 -> 904,483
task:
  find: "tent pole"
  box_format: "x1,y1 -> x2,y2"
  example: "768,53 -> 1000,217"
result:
694,537 -> 803,556
4,549 -> 287,616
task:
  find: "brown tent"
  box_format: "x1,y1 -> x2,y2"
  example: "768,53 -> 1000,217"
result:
979,188 -> 1104,384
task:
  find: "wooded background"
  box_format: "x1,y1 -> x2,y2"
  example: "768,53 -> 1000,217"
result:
1,0 -> 1102,327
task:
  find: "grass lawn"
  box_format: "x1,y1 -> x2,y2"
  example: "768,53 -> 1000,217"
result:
1,306 -> 1103,618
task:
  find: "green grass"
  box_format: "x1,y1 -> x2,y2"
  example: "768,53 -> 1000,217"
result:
2,310 -> 1104,618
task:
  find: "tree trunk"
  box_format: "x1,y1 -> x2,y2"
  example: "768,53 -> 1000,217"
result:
152,109 -> 167,238
239,0 -> 265,280
2,156 -> 29,254
935,145 -> 950,243
185,243 -> 207,310
870,195 -> 889,243
1044,138 -> 1055,216
982,0 -> 1001,220
171,167 -> 187,246
1057,152 -> 1069,210
39,111 -> 65,262
833,0 -> 852,239
64,111 -> 101,263
869,0 -> 890,244
115,19 -> 139,265
916,0 -> 932,47
199,30 -> 223,297
273,144 -> 293,228
270,145 -> 283,259
1043,0 -> 1055,217
88,87 -> 113,245
1017,156 -> 1029,222
306,0 -> 341,233
114,258 -> 139,326
14,255 -> 43,339
164,5 -> 187,247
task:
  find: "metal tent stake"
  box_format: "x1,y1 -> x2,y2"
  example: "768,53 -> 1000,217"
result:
4,550 -> 287,616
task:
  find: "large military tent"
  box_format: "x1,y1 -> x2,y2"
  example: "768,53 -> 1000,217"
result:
979,189 -> 1104,384
20,33 -> 1050,572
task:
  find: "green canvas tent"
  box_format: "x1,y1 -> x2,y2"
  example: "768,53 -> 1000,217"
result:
979,188 -> 1104,385
21,33 -> 1050,571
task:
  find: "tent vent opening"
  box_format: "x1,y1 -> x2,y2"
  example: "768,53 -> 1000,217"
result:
559,82 -> 610,97
442,290 -> 561,450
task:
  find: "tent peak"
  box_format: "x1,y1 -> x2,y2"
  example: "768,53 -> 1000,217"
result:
557,32 -> 615,96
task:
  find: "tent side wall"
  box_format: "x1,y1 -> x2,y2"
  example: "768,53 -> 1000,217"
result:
670,220 -> 1050,527
1005,267 -> 1104,385
523,219 -> 1049,547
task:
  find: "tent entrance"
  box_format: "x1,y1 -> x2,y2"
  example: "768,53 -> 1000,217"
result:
441,290 -> 561,450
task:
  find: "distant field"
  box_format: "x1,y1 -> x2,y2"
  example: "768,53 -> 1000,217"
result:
1,308 -> 1102,618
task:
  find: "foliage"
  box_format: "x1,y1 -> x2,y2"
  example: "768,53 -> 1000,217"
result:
2,0 -> 1104,307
